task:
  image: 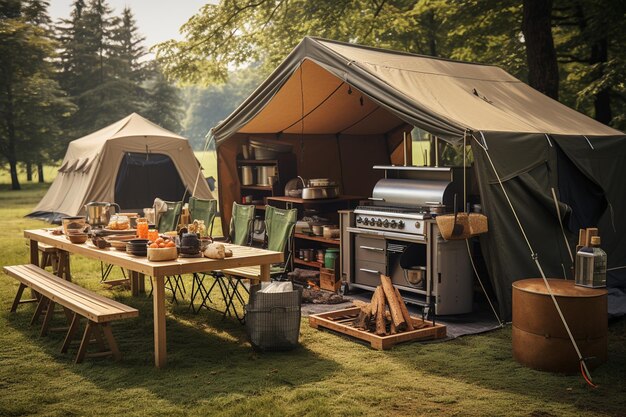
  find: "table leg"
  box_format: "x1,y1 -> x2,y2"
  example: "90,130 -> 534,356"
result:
130,271 -> 139,296
57,250 -> 71,281
138,273 -> 145,293
260,264 -> 270,282
29,239 -> 39,265
152,275 -> 166,368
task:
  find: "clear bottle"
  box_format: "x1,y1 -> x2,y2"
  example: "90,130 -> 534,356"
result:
575,236 -> 607,288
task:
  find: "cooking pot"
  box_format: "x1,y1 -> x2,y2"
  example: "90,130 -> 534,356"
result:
84,201 -> 120,227
257,166 -> 276,186
302,186 -> 339,200
241,166 -> 254,185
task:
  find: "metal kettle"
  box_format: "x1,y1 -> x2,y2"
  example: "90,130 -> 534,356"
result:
84,201 -> 120,227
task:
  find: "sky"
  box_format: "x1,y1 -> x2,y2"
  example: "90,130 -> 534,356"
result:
48,0 -> 210,49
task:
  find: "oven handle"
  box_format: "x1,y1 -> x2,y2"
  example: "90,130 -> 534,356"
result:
359,268 -> 382,274
368,197 -> 385,201
359,245 -> 384,252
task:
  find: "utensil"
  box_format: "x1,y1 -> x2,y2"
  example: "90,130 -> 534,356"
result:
301,186 -> 339,200
66,232 -> 88,244
84,201 -> 120,227
241,166 -> 254,185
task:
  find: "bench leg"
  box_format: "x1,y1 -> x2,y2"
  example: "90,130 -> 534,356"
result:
61,312 -> 80,353
40,300 -> 56,337
31,296 -> 49,325
75,321 -> 94,363
101,323 -> 121,361
10,283 -> 37,312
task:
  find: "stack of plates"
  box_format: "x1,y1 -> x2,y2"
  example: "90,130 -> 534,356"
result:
126,239 -> 149,256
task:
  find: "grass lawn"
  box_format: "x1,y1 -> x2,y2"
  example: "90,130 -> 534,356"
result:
0,185 -> 625,416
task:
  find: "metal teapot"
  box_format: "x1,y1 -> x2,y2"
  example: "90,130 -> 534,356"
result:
84,201 -> 120,227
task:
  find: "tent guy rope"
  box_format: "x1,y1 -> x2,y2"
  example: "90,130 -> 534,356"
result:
472,130 -> 596,387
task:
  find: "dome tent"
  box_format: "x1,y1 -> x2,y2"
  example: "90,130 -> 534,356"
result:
28,113 -> 213,223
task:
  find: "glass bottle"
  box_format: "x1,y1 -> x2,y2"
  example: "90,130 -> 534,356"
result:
575,236 -> 607,288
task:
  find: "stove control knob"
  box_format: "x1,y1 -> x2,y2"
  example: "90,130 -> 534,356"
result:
398,220 -> 405,229
415,221 -> 421,229
383,219 -> 389,228
362,217 -> 369,225
390,220 -> 397,229
356,216 -> 362,224
376,218 -> 383,227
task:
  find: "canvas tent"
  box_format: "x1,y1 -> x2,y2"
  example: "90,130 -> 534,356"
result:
29,113 -> 213,222
211,37 -> 626,319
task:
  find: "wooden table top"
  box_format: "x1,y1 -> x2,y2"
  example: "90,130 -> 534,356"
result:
24,229 -> 284,277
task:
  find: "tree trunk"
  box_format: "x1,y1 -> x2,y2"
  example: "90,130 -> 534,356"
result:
4,79 -> 21,190
26,162 -> 33,181
37,162 -> 44,183
522,0 -> 559,100
590,37 -> 612,124
9,159 -> 20,190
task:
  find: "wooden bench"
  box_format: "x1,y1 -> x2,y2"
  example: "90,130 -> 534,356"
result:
4,264 -> 138,363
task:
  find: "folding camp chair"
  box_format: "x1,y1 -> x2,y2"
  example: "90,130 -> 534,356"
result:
220,205 -> 298,322
186,197 -> 218,312
188,202 -> 255,315
147,201 -> 186,303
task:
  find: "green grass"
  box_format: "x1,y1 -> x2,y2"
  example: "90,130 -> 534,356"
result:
0,185 -> 625,416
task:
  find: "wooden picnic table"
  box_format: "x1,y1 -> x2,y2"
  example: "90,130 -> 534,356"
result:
24,229 -> 283,368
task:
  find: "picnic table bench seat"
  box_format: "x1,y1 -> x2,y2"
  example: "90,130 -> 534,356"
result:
3,264 -> 138,363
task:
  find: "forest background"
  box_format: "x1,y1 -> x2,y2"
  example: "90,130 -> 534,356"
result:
1,0 -> 624,191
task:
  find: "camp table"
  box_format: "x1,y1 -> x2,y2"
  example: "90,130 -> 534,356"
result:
23,229 -> 283,368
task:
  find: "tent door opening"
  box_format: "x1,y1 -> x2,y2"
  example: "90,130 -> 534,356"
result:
115,152 -> 189,211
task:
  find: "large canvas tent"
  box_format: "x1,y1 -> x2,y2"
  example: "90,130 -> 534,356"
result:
211,37 -> 626,319
29,113 -> 213,222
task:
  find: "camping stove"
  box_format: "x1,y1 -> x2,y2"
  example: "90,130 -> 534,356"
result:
354,205 -> 431,236
345,165 -> 474,315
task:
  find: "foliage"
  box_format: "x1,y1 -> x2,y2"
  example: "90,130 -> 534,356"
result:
0,0 -> 75,190
142,63 -> 184,134
181,66 -> 266,149
156,0 -> 625,131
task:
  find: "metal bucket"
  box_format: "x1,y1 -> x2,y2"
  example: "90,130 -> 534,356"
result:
512,278 -> 607,373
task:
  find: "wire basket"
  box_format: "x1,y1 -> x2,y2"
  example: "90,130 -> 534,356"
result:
245,284 -> 302,351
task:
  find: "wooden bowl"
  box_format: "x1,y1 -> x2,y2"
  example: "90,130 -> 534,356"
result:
147,246 -> 178,261
66,233 -> 88,244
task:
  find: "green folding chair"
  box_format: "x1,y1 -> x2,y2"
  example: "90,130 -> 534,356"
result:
220,205 -> 298,322
148,201 -> 186,303
188,196 -> 218,237
157,200 -> 183,233
189,202 -> 255,314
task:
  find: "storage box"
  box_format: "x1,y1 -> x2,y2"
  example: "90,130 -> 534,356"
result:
320,267 -> 340,292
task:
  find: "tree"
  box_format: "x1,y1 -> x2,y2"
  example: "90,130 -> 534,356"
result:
110,6 -> 146,83
0,0 -> 74,189
142,64 -> 184,134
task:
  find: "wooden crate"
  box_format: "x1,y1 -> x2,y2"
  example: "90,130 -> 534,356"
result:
319,267 -> 340,292
309,307 -> 447,350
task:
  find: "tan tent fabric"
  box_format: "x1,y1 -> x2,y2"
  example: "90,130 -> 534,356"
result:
213,37 -> 621,143
30,113 -> 213,220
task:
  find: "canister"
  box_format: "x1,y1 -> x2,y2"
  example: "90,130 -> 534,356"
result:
324,248 -> 339,269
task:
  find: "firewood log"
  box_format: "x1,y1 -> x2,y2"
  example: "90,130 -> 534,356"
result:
393,286 -> 415,331
380,275 -> 407,331
390,319 -> 397,334
355,304 -> 372,330
375,286 -> 386,336
370,286 -> 380,318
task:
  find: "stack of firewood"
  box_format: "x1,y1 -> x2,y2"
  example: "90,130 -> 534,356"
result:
354,275 -> 427,335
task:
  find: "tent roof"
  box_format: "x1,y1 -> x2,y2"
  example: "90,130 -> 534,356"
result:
212,37 -> 621,144
68,113 -> 186,157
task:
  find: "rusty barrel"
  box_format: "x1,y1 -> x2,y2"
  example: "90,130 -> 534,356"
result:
512,278 -> 607,373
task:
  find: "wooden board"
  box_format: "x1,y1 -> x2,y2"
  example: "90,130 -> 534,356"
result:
309,307 -> 446,350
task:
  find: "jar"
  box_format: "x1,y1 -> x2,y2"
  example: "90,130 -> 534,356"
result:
324,248 -> 339,269
316,249 -> 325,263
148,229 -> 159,242
143,208 -> 156,225
136,218 -> 149,239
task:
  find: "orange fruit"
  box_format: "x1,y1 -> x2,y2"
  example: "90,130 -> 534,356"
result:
165,241 -> 175,248
149,243 -> 158,248
155,237 -> 164,245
